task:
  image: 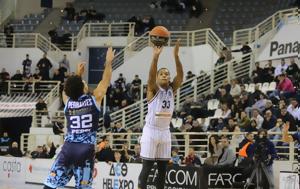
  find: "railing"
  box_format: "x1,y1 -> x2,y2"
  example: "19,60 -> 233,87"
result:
112,28 -> 225,70
32,110 -> 64,128
233,8 -> 298,46
20,132 -> 297,162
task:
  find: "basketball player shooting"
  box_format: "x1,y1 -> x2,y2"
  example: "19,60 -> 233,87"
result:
138,39 -> 183,189
43,47 -> 115,189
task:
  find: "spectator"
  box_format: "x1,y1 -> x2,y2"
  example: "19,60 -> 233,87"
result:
274,59 -> 288,77
189,0 -> 203,18
252,93 -> 267,114
287,98 -> 300,122
59,54 -> 70,74
264,100 -> 279,117
115,73 -> 126,90
222,47 -> 232,62
180,115 -> 198,132
32,68 -> 42,80
219,88 -> 233,107
286,59 -> 299,79
262,110 -> 277,130
185,71 -> 195,80
63,2 -> 75,21
142,16 -> 155,32
251,108 -> 264,130
217,135 -> 236,166
36,97 -> 47,112
96,138 -> 114,162
183,147 -> 201,167
231,125 -> 244,151
269,74 -> 295,99
204,135 -> 221,165
112,122 -> 127,148
52,69 -> 63,82
170,147 -> 181,165
47,142 -> 57,158
239,111 -> 251,130
245,119 -> 258,132
0,68 -> 10,81
220,103 -> 231,119
4,23 -> 13,48
130,144 -> 142,163
11,70 -> 23,80
232,42 -> 252,54
114,150 -> 124,163
7,142 -> 23,157
226,118 -> 236,132
253,129 -> 277,188
120,142 -> 135,162
0,132 -> 11,155
230,79 -> 241,97
278,106 -> 297,131
37,53 -> 53,80
31,146 -> 48,158
215,53 -> 225,66
252,62 -> 264,83
52,121 -> 64,135
22,54 -> 32,77
131,75 -> 142,100
263,60 -> 275,82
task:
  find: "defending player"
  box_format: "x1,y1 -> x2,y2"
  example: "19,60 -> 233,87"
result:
44,47 -> 115,189
138,39 -> 183,189
282,123 -> 300,183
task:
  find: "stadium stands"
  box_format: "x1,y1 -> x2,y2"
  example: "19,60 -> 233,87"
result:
212,0 -> 294,44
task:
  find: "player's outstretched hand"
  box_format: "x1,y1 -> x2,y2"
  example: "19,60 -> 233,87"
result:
153,46 -> 163,58
106,47 -> 115,63
77,62 -> 86,77
174,39 -> 180,57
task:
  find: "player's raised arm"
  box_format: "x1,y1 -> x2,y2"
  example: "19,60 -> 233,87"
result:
282,123 -> 294,143
93,47 -> 115,105
171,39 -> 183,92
147,46 -> 163,101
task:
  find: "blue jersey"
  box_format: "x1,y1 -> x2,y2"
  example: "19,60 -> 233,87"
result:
64,95 -> 100,145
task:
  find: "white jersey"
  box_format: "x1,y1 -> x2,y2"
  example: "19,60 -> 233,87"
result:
145,87 -> 174,130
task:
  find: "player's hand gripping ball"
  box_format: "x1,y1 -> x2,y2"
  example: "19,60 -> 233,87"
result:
150,26 -> 170,47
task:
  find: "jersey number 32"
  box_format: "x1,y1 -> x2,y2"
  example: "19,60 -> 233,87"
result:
70,114 -> 92,129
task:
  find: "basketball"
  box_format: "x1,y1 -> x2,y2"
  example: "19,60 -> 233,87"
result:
149,26 -> 170,46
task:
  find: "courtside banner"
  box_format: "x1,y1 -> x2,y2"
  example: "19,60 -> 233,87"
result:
201,165 -> 246,188
25,158 -> 76,187
0,156 -> 26,186
95,162 -> 140,189
146,165 -> 200,189
279,171 -> 299,189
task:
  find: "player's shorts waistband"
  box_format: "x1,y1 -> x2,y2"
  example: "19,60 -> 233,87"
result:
144,124 -> 170,131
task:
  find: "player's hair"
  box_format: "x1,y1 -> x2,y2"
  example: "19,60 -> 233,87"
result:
64,75 -> 84,101
157,67 -> 169,75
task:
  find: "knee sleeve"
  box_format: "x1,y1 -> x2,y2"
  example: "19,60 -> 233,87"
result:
138,160 -> 155,189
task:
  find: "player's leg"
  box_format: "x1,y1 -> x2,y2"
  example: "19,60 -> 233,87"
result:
156,160 -> 169,189
44,158 -> 73,189
73,159 -> 95,189
138,159 -> 155,189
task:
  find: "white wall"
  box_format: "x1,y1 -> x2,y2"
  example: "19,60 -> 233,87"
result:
112,44 -> 219,83
15,0 -> 74,19
256,22 -> 300,62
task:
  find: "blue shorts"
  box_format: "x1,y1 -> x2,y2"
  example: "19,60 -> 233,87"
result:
44,142 -> 95,189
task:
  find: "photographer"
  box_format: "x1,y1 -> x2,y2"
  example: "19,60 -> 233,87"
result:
253,129 -> 278,188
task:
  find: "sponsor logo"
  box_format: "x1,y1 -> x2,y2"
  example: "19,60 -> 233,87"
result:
103,163 -> 134,189
208,173 -> 242,186
270,41 -> 300,57
2,159 -> 22,178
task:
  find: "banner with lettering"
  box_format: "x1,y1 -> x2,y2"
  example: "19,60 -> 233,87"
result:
146,165 -> 201,189
0,156 -> 25,186
200,165 -> 247,188
95,162 -> 140,189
